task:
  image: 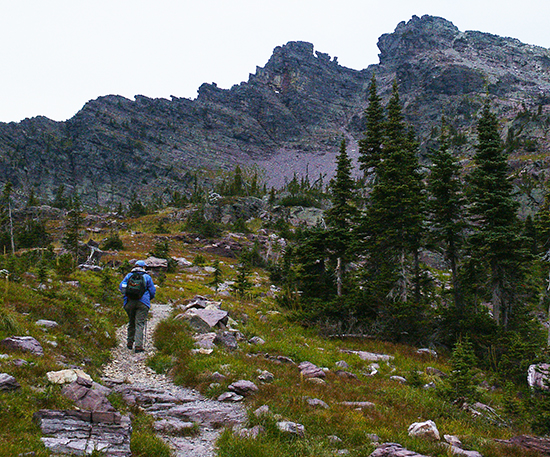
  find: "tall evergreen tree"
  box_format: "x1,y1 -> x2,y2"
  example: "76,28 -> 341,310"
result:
326,139 -> 358,295
326,139 -> 357,229
62,196 -> 84,270
361,81 -> 426,335
1,182 -> 15,254
466,104 -> 528,328
358,74 -> 385,181
427,120 -> 465,308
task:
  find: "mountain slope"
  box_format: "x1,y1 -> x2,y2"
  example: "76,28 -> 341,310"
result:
1,15 -> 549,207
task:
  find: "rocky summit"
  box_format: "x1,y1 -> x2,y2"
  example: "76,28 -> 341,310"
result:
1,15 -> 549,206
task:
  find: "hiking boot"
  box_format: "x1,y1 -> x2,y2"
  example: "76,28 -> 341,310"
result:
134,347 -> 144,353
127,343 -> 133,350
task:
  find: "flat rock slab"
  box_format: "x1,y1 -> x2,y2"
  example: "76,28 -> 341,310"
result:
370,443 -> 431,457
153,418 -> 196,435
111,384 -> 200,405
153,401 -> 246,428
339,401 -> 376,409
343,350 -> 393,362
0,336 -> 44,356
34,409 -> 131,457
496,435 -> 550,455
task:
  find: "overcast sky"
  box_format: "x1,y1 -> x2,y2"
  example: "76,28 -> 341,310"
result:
1,0 -> 549,123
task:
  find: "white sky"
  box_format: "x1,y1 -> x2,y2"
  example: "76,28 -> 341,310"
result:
1,0 -> 549,123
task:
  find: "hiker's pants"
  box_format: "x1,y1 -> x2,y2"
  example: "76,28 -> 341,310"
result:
124,299 -> 149,348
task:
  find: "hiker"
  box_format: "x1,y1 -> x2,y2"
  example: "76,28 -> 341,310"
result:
119,260 -> 156,353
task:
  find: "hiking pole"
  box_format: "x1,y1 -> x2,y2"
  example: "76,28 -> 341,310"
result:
143,317 -> 148,350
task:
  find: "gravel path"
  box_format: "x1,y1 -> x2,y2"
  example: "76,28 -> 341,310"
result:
102,303 -> 246,457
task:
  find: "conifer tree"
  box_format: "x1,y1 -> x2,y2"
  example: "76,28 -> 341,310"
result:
427,120 -> 465,308
326,139 -> 357,230
466,104 -> 528,328
1,182 -> 15,255
358,74 -> 385,181
62,196 -> 84,270
326,139 -> 358,295
535,193 -> 550,255
232,261 -> 252,298
209,260 -> 223,294
364,81 -> 425,306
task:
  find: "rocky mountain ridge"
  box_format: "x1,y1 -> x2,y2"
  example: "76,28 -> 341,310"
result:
1,15 -> 549,207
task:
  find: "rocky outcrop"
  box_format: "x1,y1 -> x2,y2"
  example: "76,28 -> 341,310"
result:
1,15 -> 549,207
33,409 -> 132,457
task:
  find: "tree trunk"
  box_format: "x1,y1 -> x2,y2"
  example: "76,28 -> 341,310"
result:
336,257 -> 342,297
547,271 -> 550,346
8,200 -> 14,255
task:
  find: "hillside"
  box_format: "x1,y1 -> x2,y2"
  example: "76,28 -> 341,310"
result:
0,15 -> 549,207
1,208 -> 550,457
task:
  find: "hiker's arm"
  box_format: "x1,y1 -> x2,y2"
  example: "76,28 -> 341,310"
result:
147,276 -> 156,299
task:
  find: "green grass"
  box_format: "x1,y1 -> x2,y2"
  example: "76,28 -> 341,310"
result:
0,211 -> 543,457
130,410 -> 173,457
152,278 -> 535,457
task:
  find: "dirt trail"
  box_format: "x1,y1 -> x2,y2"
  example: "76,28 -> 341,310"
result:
102,303 -> 246,457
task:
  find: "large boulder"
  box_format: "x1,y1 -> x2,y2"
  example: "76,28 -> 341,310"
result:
178,308 -> 228,333
144,256 -> 169,269
0,336 -> 44,356
288,206 -> 325,227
